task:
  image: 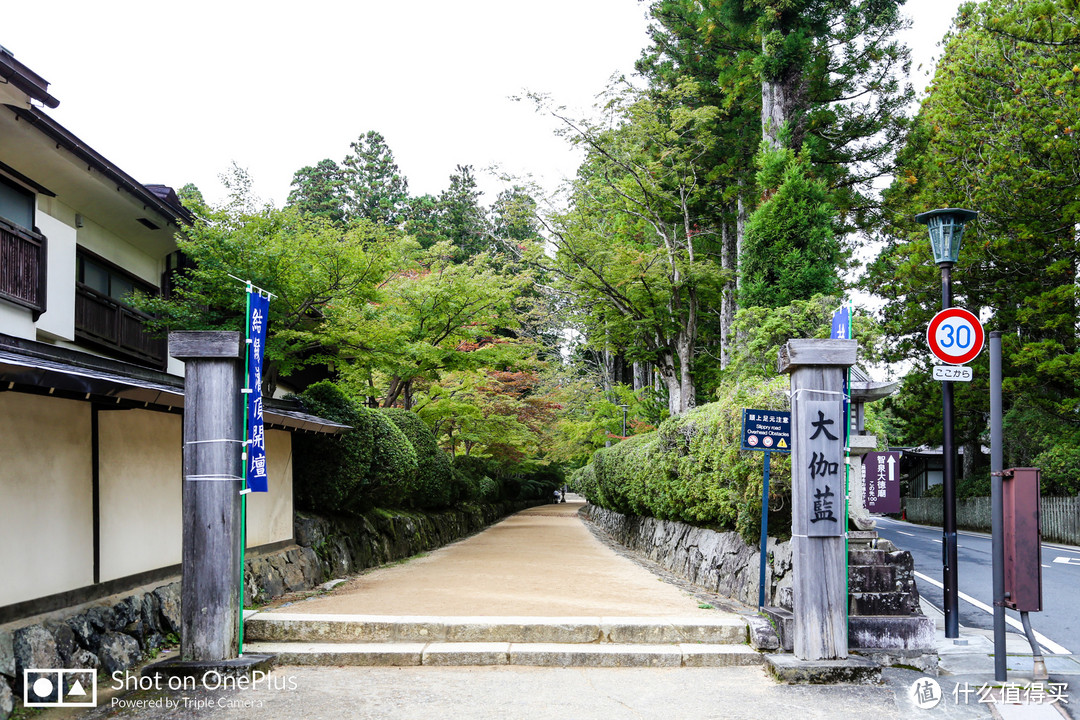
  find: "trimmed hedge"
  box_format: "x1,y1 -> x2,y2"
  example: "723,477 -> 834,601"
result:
571,376 -> 793,542
292,382 -> 417,514
380,408 -> 453,510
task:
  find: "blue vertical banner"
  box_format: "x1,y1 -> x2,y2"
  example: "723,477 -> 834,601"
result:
831,306 -> 851,340
831,304 -> 852,445
246,292 -> 270,493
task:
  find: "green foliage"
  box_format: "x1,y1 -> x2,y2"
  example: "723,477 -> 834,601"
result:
292,382 -> 368,513
337,241 -> 535,409
724,295 -> 884,381
342,130 -> 410,226
865,0 -> 1080,491
533,83 -> 730,415
135,175 -> 404,391
292,382 -> 417,514
741,150 -> 844,308
452,454 -> 563,502
367,410 -> 420,505
637,0 -> 913,225
574,376 -> 792,543
547,378 -> 666,469
287,158 -> 346,224
381,408 -> 453,510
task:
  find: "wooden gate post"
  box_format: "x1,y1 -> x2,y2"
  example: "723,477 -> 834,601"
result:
779,338 -> 857,660
169,331 -> 244,662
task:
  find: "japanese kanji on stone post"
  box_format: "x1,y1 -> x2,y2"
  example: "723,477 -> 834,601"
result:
779,338 -> 857,661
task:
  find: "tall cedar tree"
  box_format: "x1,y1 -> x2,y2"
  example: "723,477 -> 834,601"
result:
864,0 -> 1080,493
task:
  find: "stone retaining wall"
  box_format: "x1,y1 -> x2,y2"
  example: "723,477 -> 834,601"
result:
580,504 -> 793,610
0,501 -> 534,719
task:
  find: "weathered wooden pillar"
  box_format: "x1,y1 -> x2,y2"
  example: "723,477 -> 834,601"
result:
779,338 -> 857,660
169,331 -> 244,662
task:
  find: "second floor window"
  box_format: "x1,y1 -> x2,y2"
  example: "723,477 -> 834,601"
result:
0,175 -> 34,231
77,254 -> 138,304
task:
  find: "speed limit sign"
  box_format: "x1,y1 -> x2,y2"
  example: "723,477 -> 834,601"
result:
927,308 -> 984,365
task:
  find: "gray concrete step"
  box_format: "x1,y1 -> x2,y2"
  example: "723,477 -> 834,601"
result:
244,612 -> 747,645
242,640 -> 763,668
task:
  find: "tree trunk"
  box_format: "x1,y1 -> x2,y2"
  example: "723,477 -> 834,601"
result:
761,70 -> 787,150
383,375 -> 404,408
962,439 -> 977,485
602,348 -> 615,394
367,373 -> 379,408
677,342 -> 695,413
632,362 -> 649,393
720,212 -> 738,368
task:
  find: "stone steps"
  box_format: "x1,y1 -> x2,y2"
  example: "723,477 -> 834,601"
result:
242,641 -> 762,668
242,613 -> 759,668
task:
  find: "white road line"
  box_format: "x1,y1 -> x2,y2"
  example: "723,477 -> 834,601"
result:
876,517 -> 1080,554
897,531 -> 915,537
932,539 -> 942,544
1047,545 -> 1080,556
913,571 -> 1072,655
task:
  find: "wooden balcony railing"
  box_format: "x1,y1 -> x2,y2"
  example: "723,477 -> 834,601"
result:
0,218 -> 47,318
75,284 -> 166,368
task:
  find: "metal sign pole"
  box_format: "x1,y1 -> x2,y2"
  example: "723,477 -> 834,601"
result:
759,450 -> 771,609
989,331 -> 1007,680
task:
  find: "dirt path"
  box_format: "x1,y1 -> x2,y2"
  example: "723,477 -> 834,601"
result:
272,497 -> 711,617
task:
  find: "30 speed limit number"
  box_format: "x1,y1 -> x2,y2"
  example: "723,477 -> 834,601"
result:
926,308 -> 984,365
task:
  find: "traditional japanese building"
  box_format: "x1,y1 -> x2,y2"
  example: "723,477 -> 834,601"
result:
0,47 -> 342,622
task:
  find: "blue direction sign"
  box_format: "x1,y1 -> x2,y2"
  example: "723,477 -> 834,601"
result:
742,409 -> 791,453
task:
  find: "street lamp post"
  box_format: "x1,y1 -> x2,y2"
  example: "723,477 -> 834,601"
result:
915,208 -> 978,640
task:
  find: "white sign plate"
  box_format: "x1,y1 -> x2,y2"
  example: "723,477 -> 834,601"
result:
933,365 -> 973,382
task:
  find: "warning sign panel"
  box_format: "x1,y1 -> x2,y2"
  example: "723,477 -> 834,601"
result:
742,409 -> 791,454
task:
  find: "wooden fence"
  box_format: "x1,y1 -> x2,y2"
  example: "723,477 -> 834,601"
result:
902,496 -> 1080,546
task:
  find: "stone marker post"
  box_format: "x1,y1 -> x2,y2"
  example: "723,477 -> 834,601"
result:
779,338 -> 857,660
169,331 -> 244,662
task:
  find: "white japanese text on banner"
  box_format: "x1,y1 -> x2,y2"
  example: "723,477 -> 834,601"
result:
246,292 -> 270,493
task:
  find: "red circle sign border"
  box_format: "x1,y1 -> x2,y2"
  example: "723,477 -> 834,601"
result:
927,308 -> 984,365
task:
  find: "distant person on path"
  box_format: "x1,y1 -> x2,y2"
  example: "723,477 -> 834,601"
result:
553,489 -> 562,504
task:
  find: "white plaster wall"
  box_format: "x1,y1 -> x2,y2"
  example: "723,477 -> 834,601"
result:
246,429 -> 293,548
97,409 -> 182,583
34,200 -> 77,342
0,301 -> 34,340
0,393 -> 93,606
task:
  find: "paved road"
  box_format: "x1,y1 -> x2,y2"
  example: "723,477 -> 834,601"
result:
875,516 -> 1080,655
265,496 -> 715,617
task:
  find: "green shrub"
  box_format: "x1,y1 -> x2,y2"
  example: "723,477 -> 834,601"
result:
292,382 -> 370,514
381,408 -> 453,509
367,410 -> 418,508
292,381 -> 416,513
477,475 -> 500,502
448,467 -> 480,504
575,376 -> 793,543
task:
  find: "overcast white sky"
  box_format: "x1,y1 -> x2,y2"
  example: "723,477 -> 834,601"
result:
4,0 -> 962,209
